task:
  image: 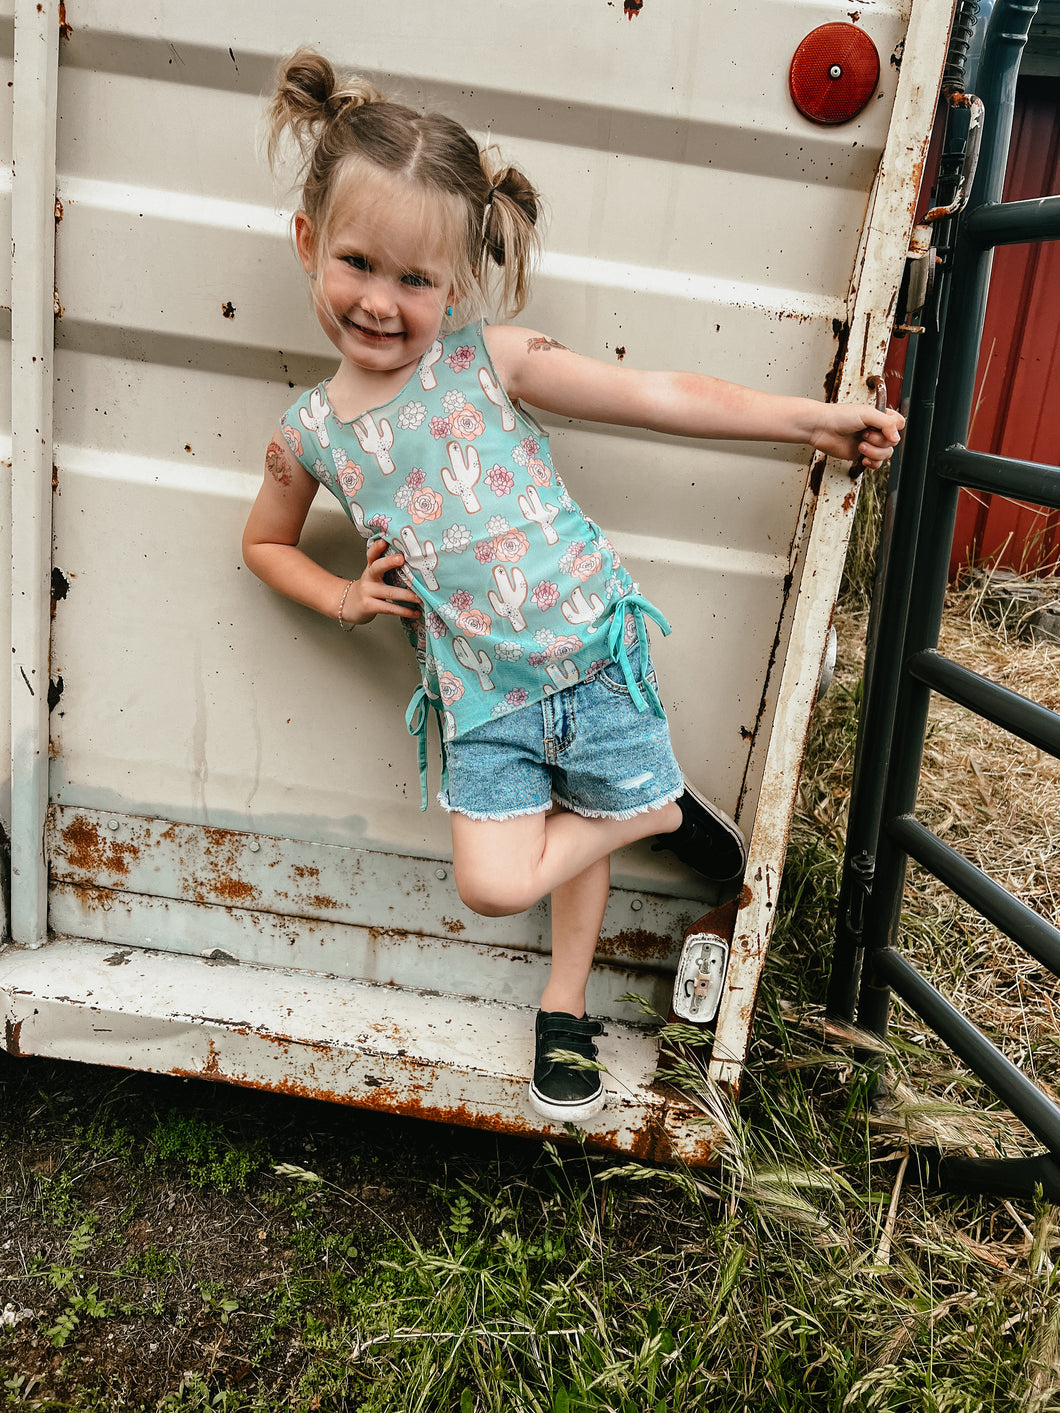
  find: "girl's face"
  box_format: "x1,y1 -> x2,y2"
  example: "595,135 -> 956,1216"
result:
296,181 -> 455,382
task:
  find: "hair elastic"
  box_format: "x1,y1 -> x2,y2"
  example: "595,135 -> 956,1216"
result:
480,185 -> 499,248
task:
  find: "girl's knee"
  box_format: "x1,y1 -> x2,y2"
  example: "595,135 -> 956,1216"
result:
454,865 -> 536,918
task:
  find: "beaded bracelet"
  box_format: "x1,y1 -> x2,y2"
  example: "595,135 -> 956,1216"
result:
337,581 -> 355,632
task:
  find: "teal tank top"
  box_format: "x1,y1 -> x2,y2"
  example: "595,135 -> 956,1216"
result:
281,320 -> 669,805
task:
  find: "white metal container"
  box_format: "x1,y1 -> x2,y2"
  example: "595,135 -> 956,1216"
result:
2,0 -> 954,1161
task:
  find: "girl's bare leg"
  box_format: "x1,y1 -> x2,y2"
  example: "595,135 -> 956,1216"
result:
539,852 -> 611,1017
450,800 -> 681,919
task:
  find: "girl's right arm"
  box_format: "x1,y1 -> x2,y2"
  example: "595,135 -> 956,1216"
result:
241,431 -> 420,626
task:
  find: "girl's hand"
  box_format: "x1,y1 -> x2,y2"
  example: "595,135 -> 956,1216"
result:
809,403 -> 905,471
341,537 -> 422,626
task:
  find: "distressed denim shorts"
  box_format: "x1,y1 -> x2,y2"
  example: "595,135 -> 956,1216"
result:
439,648 -> 684,822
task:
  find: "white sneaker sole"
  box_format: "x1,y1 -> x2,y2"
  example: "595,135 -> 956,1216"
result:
527,1081 -> 606,1123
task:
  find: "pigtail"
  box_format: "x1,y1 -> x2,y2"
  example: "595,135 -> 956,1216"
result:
267,48 -> 384,173
478,163 -> 541,319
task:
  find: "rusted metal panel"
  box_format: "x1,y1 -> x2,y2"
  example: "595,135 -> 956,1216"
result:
1,0 -> 953,1152
0,937 -> 724,1165
950,76 -> 1060,578
0,1 -> 13,868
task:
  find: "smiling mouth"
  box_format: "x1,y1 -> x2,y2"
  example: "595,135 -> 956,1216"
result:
348,319 -> 403,342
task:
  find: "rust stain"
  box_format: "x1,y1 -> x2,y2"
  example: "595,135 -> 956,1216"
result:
68,881 -> 118,912
440,916 -> 466,936
54,197 -> 63,223
595,926 -> 672,962
823,319 -> 850,399
5,1019 -> 23,1056
221,301 -> 236,319
615,345 -> 626,361
197,875 -> 255,904
301,893 -> 339,911
292,865 -> 319,880
623,0 -> 643,15
808,458 -> 825,497
842,489 -> 857,514
60,815 -> 140,879
58,2 -> 72,38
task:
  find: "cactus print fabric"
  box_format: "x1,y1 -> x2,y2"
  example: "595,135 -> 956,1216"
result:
282,321 -> 668,805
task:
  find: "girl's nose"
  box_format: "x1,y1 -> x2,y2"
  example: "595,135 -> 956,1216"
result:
359,275 -> 398,321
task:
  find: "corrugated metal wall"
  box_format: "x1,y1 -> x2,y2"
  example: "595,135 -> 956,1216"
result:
950,75 -> 1060,576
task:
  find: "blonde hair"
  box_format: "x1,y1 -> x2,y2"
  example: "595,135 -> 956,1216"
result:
268,48 -> 540,320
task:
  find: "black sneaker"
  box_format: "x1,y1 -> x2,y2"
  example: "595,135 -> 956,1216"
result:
652,783 -> 746,885
528,1010 -> 606,1122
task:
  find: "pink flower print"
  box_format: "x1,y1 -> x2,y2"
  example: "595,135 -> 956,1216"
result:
426,612 -> 447,639
429,416 -> 450,440
366,514 -> 390,536
409,487 -> 444,524
558,541 -> 584,576
493,528 -> 529,563
588,658 -> 612,677
547,634 -> 582,660
445,344 -> 476,372
486,465 -> 514,497
527,457 -> 552,487
527,652 -> 547,667
448,403 -> 486,441
449,589 -> 474,612
338,464 -> 364,498
437,670 -> 465,707
281,422 -> 303,458
531,581 -> 560,611
473,540 -> 496,564
406,468 -> 426,490
505,688 -> 529,708
572,551 -> 604,582
456,608 -> 492,638
520,435 -> 539,459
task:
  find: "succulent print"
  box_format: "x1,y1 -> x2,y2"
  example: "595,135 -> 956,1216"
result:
473,540 -> 496,565
396,400 -> 428,430
441,524 -> 471,554
511,436 -> 539,467
437,670 -> 465,707
485,465 -> 514,496
394,467 -> 427,510
527,652 -> 547,667
366,514 -> 391,537
448,403 -> 486,441
504,688 -> 530,707
280,422 -> 303,458
495,641 -> 524,662
571,550 -> 604,582
429,416 -> 451,440
493,528 -> 529,563
558,541 -> 585,576
441,389 -> 466,416
557,487 -> 575,512
338,465 -> 364,498
534,629 -> 557,648
449,590 -> 474,612
426,612 -> 447,639
531,581 -> 560,612
526,458 -> 552,486
409,488 -> 444,524
455,608 -> 492,637
312,458 -> 333,485
485,514 -> 510,537
547,634 -> 582,660
445,345 -> 476,372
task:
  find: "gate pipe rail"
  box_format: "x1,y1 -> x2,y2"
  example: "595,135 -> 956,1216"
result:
905,649 -> 1060,755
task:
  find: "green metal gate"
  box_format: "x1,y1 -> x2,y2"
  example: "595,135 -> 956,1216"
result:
827,0 -> 1060,1201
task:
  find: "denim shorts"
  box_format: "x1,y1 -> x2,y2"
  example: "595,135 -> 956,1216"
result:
439,649 -> 684,822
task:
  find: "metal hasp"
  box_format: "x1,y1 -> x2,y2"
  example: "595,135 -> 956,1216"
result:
828,0 -> 1060,1201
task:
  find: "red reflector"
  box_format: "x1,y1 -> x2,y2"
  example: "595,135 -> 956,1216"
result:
789,23 -> 881,125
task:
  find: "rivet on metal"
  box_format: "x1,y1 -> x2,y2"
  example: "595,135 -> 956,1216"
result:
631,898 -> 643,912
248,840 -> 261,853
828,63 -> 843,79
435,868 -> 448,880
107,818 -> 120,832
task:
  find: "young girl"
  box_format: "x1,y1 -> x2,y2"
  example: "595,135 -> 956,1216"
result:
243,49 -> 903,1124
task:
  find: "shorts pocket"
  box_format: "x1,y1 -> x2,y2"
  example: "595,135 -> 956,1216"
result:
596,652 -> 657,699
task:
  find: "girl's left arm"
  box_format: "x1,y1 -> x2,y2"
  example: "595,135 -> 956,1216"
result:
484,323 -> 903,469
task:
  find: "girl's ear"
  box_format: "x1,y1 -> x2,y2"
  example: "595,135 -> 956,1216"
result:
294,212 -> 315,274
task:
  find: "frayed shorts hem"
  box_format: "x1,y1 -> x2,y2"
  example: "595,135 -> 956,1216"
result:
551,781 -> 683,822
436,794 -> 555,824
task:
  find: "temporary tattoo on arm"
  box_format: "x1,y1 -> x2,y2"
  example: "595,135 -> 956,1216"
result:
526,336 -> 568,353
265,439 -> 293,487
